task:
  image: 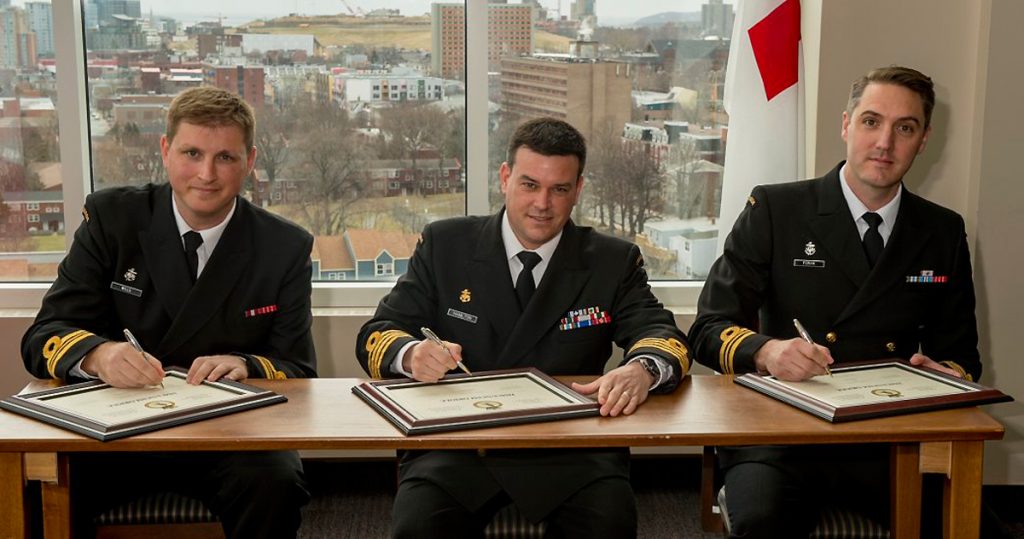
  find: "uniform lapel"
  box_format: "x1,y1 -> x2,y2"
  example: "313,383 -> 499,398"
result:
469,212 -> 520,349
140,184 -> 193,322
156,197 -> 252,357
499,220 -> 589,365
835,189 -> 932,324
807,165 -> 871,287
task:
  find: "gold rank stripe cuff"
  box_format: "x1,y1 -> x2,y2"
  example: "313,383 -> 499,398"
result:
252,355 -> 286,380
941,360 -> 972,382
44,330 -> 95,379
718,326 -> 755,374
365,329 -> 412,379
628,337 -> 691,374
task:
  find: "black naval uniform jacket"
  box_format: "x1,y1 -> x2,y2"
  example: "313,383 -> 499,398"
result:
356,210 -> 690,520
690,162 -> 981,381
22,183 -> 317,382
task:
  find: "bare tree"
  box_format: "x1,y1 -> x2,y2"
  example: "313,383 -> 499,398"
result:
292,106 -> 369,235
378,101 -> 447,196
254,105 -> 294,206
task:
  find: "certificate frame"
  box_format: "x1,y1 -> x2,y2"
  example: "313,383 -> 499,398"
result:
0,367 -> 287,441
734,359 -> 1012,423
352,367 -> 600,435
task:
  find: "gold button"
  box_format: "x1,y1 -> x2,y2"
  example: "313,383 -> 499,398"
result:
825,332 -> 838,344
886,342 -> 896,352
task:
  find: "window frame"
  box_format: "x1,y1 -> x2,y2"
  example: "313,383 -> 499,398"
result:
0,0 -> 704,312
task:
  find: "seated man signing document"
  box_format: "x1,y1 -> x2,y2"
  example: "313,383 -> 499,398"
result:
356,117 -> 691,538
21,86 -> 316,538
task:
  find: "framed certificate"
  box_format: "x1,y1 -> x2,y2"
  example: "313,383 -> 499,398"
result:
352,368 -> 600,435
0,367 -> 286,441
735,359 -> 1012,423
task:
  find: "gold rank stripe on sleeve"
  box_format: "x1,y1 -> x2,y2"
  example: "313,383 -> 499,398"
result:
628,337 -> 691,374
941,360 -> 972,382
43,330 -> 95,379
252,355 -> 286,379
718,326 -> 755,374
365,329 -> 412,379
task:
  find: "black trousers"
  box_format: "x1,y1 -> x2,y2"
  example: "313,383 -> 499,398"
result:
391,471 -> 637,538
717,444 -> 890,539
71,450 -> 309,539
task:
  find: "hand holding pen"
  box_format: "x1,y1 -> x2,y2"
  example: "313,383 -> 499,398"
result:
124,328 -> 166,388
420,327 -> 472,376
792,319 -> 832,377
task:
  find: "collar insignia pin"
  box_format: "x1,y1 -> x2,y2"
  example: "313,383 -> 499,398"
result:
804,242 -> 816,256
459,289 -> 471,303
124,268 -> 137,282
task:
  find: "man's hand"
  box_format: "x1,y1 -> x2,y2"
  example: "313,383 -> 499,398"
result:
909,353 -> 961,378
754,338 -> 834,381
403,339 -> 463,383
187,355 -> 249,385
81,341 -> 165,388
571,362 -> 654,417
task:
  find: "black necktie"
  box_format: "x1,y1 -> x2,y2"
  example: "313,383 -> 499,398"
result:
862,212 -> 884,267
515,251 -> 542,310
183,231 -> 203,282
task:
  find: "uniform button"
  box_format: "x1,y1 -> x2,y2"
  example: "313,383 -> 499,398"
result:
886,342 -> 896,352
825,332 -> 838,344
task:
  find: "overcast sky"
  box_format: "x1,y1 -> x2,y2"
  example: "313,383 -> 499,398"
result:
129,0 -> 733,26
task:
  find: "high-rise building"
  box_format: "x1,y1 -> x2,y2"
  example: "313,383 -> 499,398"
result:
96,0 -> 141,26
203,64 -> 265,109
431,2 -> 533,80
702,0 -> 734,39
570,0 -> 595,21
0,7 -> 37,69
25,2 -> 53,57
500,55 -> 632,143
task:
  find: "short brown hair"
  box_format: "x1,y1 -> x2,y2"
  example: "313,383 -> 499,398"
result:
166,86 -> 256,149
506,117 -> 587,179
847,66 -> 935,128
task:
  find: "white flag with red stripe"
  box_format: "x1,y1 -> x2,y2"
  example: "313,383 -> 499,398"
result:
717,0 -> 804,254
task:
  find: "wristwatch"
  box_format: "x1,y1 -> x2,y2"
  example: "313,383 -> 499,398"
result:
636,357 -> 660,384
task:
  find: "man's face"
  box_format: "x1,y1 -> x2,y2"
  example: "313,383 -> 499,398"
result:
500,146 -> 583,250
841,82 -> 931,205
161,121 -> 256,230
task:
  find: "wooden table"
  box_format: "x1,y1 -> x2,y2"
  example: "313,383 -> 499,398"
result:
0,375 -> 1004,539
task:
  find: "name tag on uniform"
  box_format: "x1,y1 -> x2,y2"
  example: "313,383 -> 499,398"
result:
793,259 -> 825,268
110,281 -> 143,297
447,308 -> 478,324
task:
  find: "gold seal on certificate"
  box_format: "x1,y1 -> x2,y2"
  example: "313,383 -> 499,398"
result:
735,359 -> 1012,422
0,367 -> 287,441
352,368 -> 599,435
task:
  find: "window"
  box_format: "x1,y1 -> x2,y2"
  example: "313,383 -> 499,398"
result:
488,1 -> 732,280
84,1 -> 467,284
375,262 -> 394,276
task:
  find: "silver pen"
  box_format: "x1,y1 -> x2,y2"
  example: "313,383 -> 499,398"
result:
124,328 -> 164,388
420,327 -> 472,375
793,318 -> 832,376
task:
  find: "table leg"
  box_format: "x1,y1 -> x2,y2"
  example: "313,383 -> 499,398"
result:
0,452 -> 27,539
943,440 -> 983,539
40,454 -> 70,539
890,443 -> 921,539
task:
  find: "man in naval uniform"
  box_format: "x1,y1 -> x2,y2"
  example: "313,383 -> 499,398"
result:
690,66 -> 982,537
21,86 -> 316,538
356,117 -> 691,538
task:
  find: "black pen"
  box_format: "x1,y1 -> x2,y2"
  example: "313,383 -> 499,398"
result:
420,327 -> 472,375
124,328 -> 164,388
792,318 -> 832,377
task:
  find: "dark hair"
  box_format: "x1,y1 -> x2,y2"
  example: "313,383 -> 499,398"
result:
506,117 -> 587,178
166,86 -> 256,150
847,66 -> 935,128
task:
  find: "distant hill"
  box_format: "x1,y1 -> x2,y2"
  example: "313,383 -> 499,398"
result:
632,12 -> 702,28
